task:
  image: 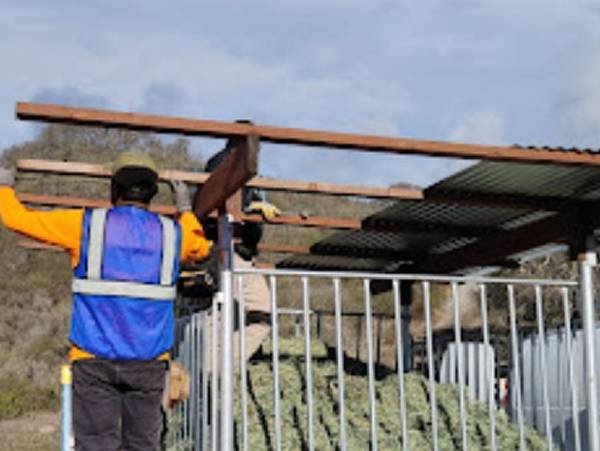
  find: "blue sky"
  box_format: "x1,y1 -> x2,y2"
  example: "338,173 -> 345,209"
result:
2,0 -> 600,188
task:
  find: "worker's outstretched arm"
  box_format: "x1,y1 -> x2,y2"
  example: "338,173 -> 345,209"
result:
0,169 -> 83,262
171,180 -> 212,262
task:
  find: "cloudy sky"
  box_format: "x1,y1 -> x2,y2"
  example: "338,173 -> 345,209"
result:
2,0 -> 600,188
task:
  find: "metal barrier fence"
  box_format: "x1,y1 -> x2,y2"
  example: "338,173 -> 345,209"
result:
189,267 -> 589,451
62,265 -> 597,450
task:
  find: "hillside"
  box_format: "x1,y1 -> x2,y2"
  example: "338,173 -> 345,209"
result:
0,125 -> 382,420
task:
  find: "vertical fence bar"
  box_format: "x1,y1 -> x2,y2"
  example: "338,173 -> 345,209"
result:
534,285 -> 552,449
363,279 -> 378,451
302,277 -> 315,451
238,275 -> 248,451
563,287 -> 582,451
452,282 -> 468,451
479,284 -> 497,451
334,278 -> 347,451
270,275 -> 282,451
392,280 -> 409,451
60,364 -> 72,451
423,281 -> 439,451
355,316 -> 362,361
201,312 -> 209,451
376,315 -> 383,368
579,239 -> 599,451
508,284 -> 526,450
211,299 -> 220,451
192,314 -> 198,449
218,213 -> 235,451
184,321 -> 191,440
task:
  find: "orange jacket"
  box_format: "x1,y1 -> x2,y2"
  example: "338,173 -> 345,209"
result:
0,186 -> 212,360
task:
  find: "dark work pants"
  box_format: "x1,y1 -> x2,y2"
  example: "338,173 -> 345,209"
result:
72,359 -> 167,451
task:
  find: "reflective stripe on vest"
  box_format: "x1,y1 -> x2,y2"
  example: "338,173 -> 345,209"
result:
72,207 -> 177,300
72,279 -> 176,300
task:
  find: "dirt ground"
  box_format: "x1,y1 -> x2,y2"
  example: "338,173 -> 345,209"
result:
0,411 -> 59,451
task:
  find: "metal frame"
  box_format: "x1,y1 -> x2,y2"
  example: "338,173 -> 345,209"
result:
222,267 -> 587,451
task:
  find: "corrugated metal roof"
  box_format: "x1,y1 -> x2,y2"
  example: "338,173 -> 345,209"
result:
311,229 -> 447,253
276,254 -> 390,272
427,161 -> 600,200
276,158 -> 600,273
366,200 -> 525,228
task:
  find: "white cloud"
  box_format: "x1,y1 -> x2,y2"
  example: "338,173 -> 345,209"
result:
2,0 -> 600,183
449,111 -> 505,145
565,57 -> 600,132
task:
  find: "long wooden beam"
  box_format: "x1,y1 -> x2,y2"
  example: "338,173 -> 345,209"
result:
18,239 -> 311,256
17,193 -> 362,230
17,102 -> 600,167
16,159 -> 423,200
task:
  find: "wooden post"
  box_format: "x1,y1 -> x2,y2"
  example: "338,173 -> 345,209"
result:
193,135 -> 259,219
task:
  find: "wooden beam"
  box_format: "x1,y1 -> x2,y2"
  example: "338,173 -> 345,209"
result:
257,243 -> 310,254
17,102 -> 600,166
17,193 -> 362,229
18,193 -> 177,215
18,239 -> 311,256
242,212 -> 360,229
251,177 -> 423,200
193,135 -> 259,218
16,158 -> 424,200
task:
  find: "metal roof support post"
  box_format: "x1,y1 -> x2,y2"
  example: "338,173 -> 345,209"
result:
579,235 -> 599,451
219,211 -> 235,451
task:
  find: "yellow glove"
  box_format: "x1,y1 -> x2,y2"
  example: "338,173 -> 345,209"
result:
246,201 -> 281,222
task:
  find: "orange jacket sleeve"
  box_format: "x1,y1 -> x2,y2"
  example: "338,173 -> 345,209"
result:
0,187 -> 84,266
178,211 -> 212,262
0,187 -> 211,265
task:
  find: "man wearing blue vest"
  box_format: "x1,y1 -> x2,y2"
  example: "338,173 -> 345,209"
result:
0,152 -> 212,450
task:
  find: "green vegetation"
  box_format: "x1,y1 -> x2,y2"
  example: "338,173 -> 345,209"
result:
0,378 -> 58,421
232,337 -> 548,450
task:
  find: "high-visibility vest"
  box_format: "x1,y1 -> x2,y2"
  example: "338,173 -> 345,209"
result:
69,206 -> 181,360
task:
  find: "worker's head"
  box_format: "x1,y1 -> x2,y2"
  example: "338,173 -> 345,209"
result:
110,151 -> 159,205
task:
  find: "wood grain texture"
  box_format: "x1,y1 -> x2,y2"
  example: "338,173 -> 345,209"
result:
17,102 -> 600,166
192,135 -> 259,217
17,158 -> 423,200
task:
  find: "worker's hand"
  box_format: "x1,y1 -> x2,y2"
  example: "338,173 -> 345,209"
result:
169,180 -> 192,212
246,201 -> 280,222
0,168 -> 14,187
163,361 -> 190,410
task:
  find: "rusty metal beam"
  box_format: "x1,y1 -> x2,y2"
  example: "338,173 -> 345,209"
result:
16,159 -> 423,200
16,102 -> 600,166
